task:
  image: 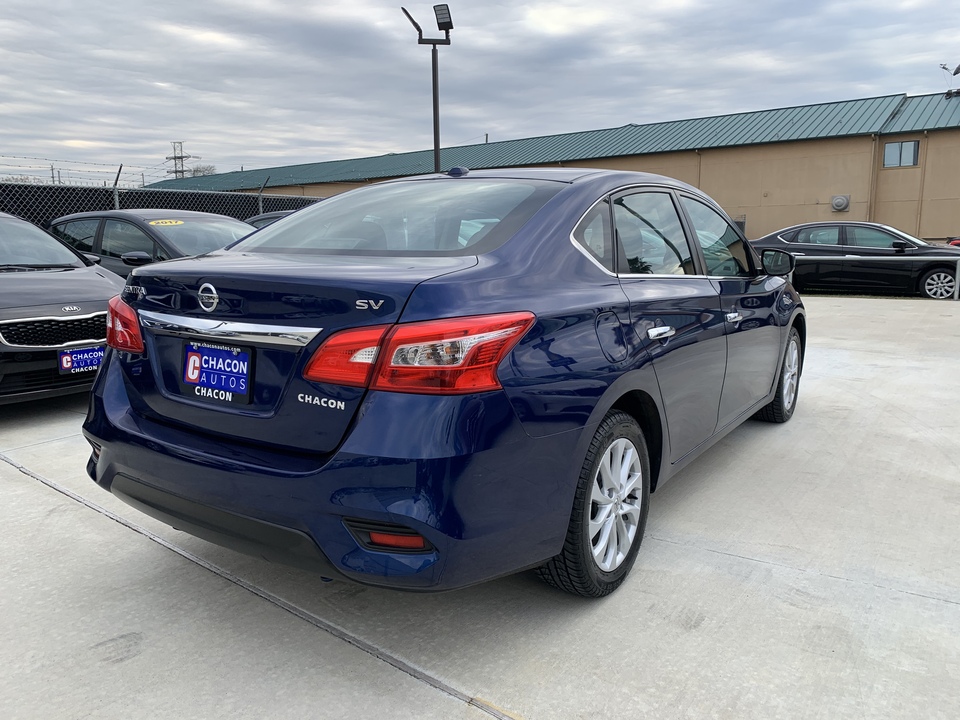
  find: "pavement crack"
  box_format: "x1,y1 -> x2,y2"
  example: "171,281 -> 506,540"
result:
0,452 -> 519,720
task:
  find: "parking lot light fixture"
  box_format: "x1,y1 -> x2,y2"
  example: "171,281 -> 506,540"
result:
401,5 -> 453,173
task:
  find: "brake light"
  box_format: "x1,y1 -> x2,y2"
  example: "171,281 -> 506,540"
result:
303,324 -> 389,386
106,295 -> 144,353
373,313 -> 536,394
304,313 -> 534,394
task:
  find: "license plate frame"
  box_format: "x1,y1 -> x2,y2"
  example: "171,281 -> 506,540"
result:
179,341 -> 252,405
58,346 -> 105,375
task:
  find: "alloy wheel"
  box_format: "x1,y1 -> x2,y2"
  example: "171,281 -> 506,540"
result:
924,272 -> 956,299
589,438 -> 644,572
782,338 -> 800,410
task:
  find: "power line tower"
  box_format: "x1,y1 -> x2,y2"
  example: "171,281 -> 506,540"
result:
166,141 -> 200,179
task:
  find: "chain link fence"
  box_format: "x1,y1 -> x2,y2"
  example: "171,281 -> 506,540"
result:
0,182 -> 322,228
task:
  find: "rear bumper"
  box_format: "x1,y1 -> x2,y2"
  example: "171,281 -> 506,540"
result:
83,357 -> 584,591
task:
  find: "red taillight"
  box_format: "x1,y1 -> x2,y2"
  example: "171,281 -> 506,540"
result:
302,312 -> 535,394
302,324 -> 389,386
106,295 -> 144,353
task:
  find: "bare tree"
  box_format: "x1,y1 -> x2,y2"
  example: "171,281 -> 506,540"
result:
190,164 -> 218,177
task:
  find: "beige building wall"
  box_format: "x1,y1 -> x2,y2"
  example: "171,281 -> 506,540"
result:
257,129 -> 960,239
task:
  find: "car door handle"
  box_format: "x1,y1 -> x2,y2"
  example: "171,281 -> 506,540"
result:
647,326 -> 676,340
726,312 -> 743,323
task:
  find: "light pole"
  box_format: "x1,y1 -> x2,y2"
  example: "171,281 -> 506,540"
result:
401,5 -> 453,173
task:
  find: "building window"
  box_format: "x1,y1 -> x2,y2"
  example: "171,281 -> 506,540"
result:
883,140 -> 919,168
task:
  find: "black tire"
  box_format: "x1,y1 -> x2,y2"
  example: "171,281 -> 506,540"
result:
920,268 -> 956,300
754,327 -> 801,424
537,410 -> 651,598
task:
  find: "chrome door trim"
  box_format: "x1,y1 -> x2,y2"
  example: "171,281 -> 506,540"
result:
138,310 -> 322,347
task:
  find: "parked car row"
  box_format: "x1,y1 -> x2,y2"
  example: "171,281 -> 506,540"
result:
751,221 -> 960,299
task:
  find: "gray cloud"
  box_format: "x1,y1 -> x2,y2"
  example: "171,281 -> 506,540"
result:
1,0 -> 957,186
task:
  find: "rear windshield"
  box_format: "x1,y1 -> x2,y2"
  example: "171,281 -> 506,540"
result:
230,178 -> 563,256
149,217 -> 254,255
0,217 -> 84,268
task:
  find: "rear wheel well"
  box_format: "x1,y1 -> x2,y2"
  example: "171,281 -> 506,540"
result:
611,391 -> 664,492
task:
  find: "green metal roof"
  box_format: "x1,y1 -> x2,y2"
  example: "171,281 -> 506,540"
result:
880,92 -> 960,133
151,92 -> 960,191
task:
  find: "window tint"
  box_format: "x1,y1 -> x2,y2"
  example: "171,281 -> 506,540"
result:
613,192 -> 693,275
101,220 -> 157,259
795,226 -> 839,245
234,179 -> 563,257
572,200 -> 614,272
51,219 -> 99,253
680,196 -> 753,277
846,226 -> 898,248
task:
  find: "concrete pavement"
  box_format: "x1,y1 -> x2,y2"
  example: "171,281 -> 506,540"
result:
1,295 -> 958,719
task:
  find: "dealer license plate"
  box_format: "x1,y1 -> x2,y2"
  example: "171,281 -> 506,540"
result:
179,342 -> 251,405
58,346 -> 105,375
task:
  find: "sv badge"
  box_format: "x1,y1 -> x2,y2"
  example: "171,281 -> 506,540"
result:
356,299 -> 385,310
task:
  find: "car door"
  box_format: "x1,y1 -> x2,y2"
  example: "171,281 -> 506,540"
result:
98,219 -> 167,277
678,195 -> 783,430
841,225 -> 914,292
612,188 -> 727,464
788,225 -> 845,289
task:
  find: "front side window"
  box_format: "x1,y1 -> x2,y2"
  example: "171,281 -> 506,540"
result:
795,227 -> 840,245
100,220 -> 156,259
680,197 -> 753,277
846,226 -> 899,249
883,140 -> 919,168
51,219 -> 99,253
613,192 -> 694,275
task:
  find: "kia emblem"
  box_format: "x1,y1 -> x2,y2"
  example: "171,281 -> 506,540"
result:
62,305 -> 81,313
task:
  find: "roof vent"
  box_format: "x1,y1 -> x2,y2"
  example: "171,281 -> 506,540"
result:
831,195 -> 850,212
447,167 -> 470,177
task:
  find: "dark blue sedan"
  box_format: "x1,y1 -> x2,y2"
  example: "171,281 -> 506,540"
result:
83,168 -> 805,597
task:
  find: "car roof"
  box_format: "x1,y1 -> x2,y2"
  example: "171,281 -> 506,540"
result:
50,209 -> 241,223
381,166 -> 700,193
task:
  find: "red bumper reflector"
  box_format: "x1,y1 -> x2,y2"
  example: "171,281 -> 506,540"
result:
368,531 -> 427,550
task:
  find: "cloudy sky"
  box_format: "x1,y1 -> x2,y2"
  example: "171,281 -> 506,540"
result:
2,0 -> 959,186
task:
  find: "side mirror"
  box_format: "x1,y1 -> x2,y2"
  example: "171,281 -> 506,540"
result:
892,239 -> 909,252
761,248 -> 795,276
83,253 -> 102,265
121,251 -> 153,266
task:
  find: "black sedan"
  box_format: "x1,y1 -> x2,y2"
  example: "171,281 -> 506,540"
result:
751,222 -> 960,299
0,212 -> 124,405
49,209 -> 254,278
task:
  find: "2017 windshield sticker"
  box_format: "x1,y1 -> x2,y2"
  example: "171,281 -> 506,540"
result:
148,220 -> 184,226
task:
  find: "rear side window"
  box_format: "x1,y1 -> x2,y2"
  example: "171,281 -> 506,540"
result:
613,192 -> 694,275
572,200 -> 614,272
680,197 -> 753,278
796,227 -> 839,245
233,179 -> 563,256
51,219 -> 99,253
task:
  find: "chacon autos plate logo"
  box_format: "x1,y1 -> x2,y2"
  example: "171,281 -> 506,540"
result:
197,283 -> 219,313
61,305 -> 82,313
